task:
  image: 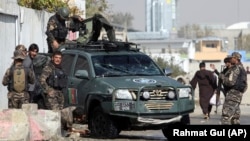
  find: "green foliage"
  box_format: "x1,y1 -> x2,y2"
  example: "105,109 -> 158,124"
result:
17,0 -> 110,17
241,34 -> 250,52
17,0 -> 67,12
110,12 -> 134,28
177,24 -> 214,39
152,56 -> 186,77
85,0 -> 109,17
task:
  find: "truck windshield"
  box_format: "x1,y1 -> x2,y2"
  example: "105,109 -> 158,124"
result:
92,54 -> 163,77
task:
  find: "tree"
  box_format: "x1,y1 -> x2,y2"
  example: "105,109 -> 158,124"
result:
85,0 -> 110,17
242,34 -> 250,51
177,24 -> 214,39
110,12 -> 134,28
151,56 -> 186,77
18,0 -> 67,12
18,0 -> 110,18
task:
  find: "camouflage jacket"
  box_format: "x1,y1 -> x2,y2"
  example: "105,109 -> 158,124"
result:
222,64 -> 240,88
2,64 -> 35,91
40,62 -> 67,93
40,62 -> 55,93
45,14 -> 68,44
46,14 -> 81,44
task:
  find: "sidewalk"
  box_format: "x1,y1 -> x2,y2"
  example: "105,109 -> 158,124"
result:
190,102 -> 250,125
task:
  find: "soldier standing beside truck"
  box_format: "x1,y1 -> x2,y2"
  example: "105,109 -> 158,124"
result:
40,51 -> 68,110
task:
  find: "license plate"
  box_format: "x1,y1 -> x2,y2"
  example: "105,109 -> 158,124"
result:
114,101 -> 135,111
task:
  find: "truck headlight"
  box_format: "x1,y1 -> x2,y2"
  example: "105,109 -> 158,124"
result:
142,91 -> 150,100
114,89 -> 133,100
168,91 -> 175,99
178,88 -> 191,98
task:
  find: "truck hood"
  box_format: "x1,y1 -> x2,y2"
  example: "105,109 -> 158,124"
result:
97,76 -> 184,88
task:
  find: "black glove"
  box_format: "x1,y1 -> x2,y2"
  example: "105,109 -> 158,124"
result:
219,74 -> 225,80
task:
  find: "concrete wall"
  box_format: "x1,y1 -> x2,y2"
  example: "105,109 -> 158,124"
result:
0,1 -> 53,109
0,104 -> 62,141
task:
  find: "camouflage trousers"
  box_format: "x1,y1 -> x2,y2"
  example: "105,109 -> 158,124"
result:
8,91 -> 29,109
221,89 -> 243,125
45,90 -> 64,110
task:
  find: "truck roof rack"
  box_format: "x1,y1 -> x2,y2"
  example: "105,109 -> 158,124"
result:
62,40 -> 140,52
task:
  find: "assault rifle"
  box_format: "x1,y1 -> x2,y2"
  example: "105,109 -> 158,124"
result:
214,65 -> 225,114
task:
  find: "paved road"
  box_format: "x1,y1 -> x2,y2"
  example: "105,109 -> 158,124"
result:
64,104 -> 250,141
190,104 -> 250,125
65,60 -> 250,141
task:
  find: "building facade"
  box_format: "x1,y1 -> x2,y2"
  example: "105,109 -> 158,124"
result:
146,0 -> 177,33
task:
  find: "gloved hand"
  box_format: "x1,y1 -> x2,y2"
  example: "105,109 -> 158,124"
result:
47,88 -> 55,97
219,74 -> 225,80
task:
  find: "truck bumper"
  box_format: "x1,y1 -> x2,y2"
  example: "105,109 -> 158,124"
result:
137,115 -> 182,125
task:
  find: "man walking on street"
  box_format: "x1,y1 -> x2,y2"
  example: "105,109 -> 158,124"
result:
190,62 -> 217,119
220,52 -> 247,125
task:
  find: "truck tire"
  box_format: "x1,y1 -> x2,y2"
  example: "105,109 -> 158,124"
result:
162,114 -> 190,138
89,106 -> 120,139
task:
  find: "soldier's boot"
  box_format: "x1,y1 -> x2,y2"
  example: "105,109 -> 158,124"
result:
221,117 -> 231,125
231,118 -> 240,125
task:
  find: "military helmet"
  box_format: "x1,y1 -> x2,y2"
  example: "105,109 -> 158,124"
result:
12,50 -> 25,60
57,7 -> 70,20
231,52 -> 242,60
15,44 -> 27,52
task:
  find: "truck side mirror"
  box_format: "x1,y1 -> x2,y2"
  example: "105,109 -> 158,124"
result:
75,70 -> 89,79
163,68 -> 172,76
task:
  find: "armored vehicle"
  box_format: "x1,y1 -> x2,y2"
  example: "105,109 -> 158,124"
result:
58,40 -> 195,139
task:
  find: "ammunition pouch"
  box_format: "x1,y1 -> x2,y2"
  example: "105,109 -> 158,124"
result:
47,68 -> 68,90
52,27 -> 68,41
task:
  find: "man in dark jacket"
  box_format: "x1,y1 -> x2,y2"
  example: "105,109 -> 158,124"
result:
190,62 -> 217,119
210,56 -> 232,97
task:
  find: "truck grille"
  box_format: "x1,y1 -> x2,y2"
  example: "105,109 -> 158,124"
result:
138,87 -> 175,100
148,89 -> 168,100
145,102 -> 174,110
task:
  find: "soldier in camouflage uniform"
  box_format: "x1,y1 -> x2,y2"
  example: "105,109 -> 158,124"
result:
2,50 -> 35,109
61,106 -> 89,136
46,7 -> 83,53
39,51 -> 67,110
220,52 -> 247,125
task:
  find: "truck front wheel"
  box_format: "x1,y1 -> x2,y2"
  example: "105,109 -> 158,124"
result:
89,106 -> 120,139
162,114 -> 190,139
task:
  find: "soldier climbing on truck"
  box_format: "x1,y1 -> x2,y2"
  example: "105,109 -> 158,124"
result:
34,12 -> 117,109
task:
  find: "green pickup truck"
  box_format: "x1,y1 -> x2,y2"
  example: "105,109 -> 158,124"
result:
54,40 -> 195,139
